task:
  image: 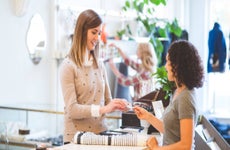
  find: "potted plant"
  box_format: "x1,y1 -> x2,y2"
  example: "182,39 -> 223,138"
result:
135,66 -> 175,108
152,66 -> 175,102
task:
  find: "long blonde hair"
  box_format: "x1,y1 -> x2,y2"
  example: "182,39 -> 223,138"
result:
69,9 -> 102,68
138,42 -> 158,72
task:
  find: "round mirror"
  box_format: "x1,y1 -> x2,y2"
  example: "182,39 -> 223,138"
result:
26,13 -> 46,64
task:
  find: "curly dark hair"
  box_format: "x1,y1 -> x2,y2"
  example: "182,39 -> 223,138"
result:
167,40 -> 204,90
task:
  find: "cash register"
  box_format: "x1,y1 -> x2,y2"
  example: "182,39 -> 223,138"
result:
121,89 -> 170,134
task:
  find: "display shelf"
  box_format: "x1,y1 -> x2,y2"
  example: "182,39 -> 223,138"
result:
195,115 -> 230,150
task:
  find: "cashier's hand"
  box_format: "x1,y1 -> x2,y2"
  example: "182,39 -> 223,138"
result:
133,106 -> 151,121
147,136 -> 159,150
100,99 -> 129,114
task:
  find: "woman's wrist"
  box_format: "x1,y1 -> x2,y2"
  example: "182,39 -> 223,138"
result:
146,112 -> 152,121
99,106 -> 106,115
91,105 -> 101,117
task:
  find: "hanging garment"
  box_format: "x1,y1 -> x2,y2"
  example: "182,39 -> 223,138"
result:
207,22 -> 227,73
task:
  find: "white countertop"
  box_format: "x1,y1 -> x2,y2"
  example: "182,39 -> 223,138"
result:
50,132 -> 161,150
51,143 -> 147,150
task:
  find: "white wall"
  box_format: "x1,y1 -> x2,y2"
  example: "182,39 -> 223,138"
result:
186,0 -> 209,113
0,0 -> 62,136
0,0 -> 56,106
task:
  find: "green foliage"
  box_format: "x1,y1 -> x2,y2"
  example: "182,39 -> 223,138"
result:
116,29 -> 126,39
152,66 -> 175,100
168,19 -> 182,37
121,0 -> 182,66
150,0 -> 167,5
116,25 -> 134,40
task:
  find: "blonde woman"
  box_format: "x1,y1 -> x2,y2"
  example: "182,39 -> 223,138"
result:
109,42 -> 158,100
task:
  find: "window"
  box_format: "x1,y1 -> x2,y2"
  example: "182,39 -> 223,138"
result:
207,0 -> 230,116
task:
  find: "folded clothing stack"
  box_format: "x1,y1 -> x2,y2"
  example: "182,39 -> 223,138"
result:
73,131 -> 147,147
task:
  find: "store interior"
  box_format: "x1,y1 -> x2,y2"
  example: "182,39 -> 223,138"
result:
0,0 -> 229,149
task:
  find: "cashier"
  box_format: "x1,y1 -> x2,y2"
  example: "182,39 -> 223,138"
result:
134,40 -> 204,150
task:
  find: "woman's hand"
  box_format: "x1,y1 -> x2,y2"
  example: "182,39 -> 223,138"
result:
133,106 -> 151,120
108,43 -> 126,59
112,98 -> 129,111
100,99 -> 129,114
146,136 -> 159,150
